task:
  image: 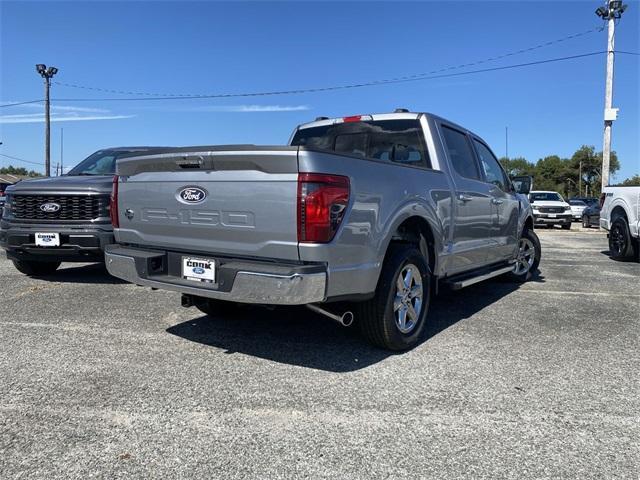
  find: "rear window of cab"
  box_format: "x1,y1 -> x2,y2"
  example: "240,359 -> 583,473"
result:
291,120 -> 431,169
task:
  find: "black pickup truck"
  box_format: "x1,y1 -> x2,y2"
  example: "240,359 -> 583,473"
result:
0,147 -> 159,275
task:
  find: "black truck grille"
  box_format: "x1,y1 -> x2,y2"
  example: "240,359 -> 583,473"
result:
538,207 -> 565,214
10,194 -> 110,221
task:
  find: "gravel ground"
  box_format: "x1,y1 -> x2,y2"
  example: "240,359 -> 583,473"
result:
0,229 -> 638,479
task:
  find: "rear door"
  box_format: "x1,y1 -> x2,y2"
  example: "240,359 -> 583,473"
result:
115,149 -> 300,261
472,138 -> 520,262
439,124 -> 494,272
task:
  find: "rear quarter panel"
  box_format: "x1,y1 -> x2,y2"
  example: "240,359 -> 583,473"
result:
601,186 -> 640,237
298,149 -> 453,298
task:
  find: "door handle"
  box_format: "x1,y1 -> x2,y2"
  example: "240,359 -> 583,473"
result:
457,194 -> 473,203
491,198 -> 504,205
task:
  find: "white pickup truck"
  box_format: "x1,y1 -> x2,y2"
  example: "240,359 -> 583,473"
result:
600,186 -> 640,260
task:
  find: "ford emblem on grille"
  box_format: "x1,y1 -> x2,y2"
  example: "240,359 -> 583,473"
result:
178,186 -> 207,204
40,202 -> 61,213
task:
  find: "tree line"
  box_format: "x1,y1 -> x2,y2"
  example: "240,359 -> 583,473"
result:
0,166 -> 42,177
499,145 -> 638,198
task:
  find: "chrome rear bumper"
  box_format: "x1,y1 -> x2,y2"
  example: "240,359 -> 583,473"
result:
105,246 -> 327,305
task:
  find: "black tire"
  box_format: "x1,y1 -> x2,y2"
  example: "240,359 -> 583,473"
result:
609,217 -> 635,260
507,228 -> 541,282
12,259 -> 61,276
582,216 -> 590,228
562,222 -> 571,230
193,297 -> 238,317
356,244 -> 431,351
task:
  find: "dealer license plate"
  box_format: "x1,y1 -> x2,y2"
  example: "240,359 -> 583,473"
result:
549,214 -> 557,218
182,257 -> 216,283
35,232 -> 60,247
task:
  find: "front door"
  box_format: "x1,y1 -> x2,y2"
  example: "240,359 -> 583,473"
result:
472,138 -> 520,262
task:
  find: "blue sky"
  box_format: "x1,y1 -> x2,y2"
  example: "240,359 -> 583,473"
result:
1,0 -> 638,181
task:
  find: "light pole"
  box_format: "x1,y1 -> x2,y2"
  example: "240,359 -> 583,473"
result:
595,1 -> 627,191
565,178 -> 578,198
35,64 -> 59,177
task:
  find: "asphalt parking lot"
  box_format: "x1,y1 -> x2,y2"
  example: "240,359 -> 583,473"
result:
1,228 -> 638,479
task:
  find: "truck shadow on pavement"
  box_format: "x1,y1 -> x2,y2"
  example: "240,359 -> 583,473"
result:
44,263 -> 127,285
166,275 -> 545,372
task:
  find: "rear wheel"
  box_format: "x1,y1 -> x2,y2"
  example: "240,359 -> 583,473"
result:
357,244 -> 431,351
609,217 -> 635,260
12,259 -> 61,276
507,228 -> 541,282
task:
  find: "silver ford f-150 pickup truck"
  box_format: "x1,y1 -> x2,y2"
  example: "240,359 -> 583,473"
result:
105,111 -> 539,350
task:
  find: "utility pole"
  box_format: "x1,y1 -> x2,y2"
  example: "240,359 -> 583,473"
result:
595,1 -> 627,191
35,64 -> 59,177
579,160 -> 582,197
60,128 -> 64,175
505,126 -> 508,158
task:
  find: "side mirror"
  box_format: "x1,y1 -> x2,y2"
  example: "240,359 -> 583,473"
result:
510,175 -> 532,195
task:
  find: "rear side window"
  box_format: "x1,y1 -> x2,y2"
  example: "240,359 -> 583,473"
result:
441,126 -> 480,180
291,120 -> 431,168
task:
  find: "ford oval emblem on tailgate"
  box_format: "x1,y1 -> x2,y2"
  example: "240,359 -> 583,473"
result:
178,186 -> 207,204
40,202 -> 61,213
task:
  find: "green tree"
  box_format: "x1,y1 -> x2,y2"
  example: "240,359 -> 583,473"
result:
532,155 -> 573,194
570,145 -> 619,197
618,174 -> 640,186
0,165 -> 41,177
499,157 -> 536,177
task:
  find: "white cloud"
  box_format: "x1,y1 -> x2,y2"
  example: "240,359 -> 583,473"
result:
0,113 -> 135,124
194,104 -> 311,113
0,102 -> 134,124
19,103 -> 110,114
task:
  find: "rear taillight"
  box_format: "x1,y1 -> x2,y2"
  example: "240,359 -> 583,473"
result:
599,192 -> 606,209
110,175 -> 119,228
297,173 -> 350,243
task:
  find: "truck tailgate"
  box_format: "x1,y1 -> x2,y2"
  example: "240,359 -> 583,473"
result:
115,148 -> 300,261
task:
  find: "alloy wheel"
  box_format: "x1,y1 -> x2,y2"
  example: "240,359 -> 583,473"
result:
610,224 -> 626,255
513,237 -> 535,276
393,264 -> 423,334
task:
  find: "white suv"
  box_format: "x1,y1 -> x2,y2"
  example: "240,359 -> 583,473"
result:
529,191 -> 573,229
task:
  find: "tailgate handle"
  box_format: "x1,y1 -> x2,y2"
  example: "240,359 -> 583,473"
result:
176,158 -> 204,169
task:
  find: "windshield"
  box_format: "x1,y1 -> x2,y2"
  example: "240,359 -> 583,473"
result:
569,200 -> 586,206
67,150 -> 119,176
530,192 -> 564,202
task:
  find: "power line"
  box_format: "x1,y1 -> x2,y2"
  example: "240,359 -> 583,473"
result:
3,48 -> 630,110
0,153 -> 43,167
51,26 -> 605,99
0,99 -> 44,108
45,51 -> 607,102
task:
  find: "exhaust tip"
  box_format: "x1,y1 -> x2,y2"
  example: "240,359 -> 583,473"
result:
341,311 -> 354,327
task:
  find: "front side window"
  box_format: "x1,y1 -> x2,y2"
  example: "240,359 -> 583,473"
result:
473,139 -> 508,191
441,126 -> 480,180
291,120 -> 430,168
